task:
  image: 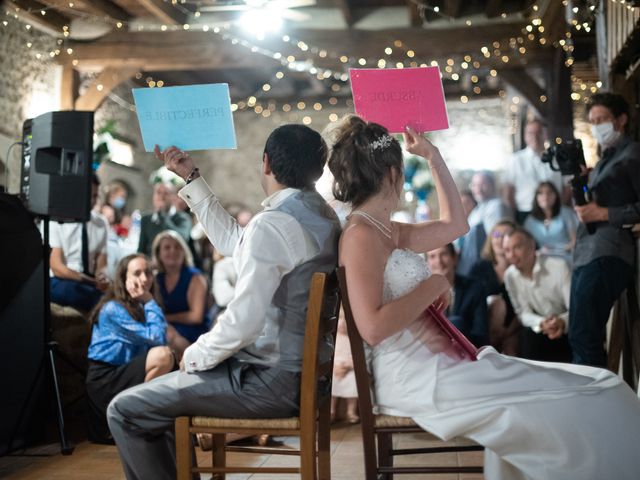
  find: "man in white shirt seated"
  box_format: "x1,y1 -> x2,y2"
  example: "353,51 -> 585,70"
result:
502,119 -> 564,224
106,125 -> 341,480
49,174 -> 110,312
503,228 -> 572,362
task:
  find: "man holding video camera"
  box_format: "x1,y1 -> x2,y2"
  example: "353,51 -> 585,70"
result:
569,93 -> 640,367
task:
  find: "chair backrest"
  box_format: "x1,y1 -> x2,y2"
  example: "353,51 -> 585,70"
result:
299,271 -> 341,425
337,267 -> 378,468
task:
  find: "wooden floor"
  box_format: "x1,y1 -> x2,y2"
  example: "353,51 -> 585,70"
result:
1,423 -> 484,480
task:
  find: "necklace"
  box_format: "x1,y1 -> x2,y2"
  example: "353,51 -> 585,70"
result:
350,210 -> 392,239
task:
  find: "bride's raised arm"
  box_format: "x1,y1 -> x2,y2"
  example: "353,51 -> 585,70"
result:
395,127 -> 469,253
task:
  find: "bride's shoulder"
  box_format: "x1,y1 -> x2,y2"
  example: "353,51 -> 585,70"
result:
341,220 -> 379,243
339,222 -> 390,264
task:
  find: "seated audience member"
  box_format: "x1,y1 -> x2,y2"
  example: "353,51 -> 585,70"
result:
225,202 -> 254,228
152,230 -> 211,358
502,119 -> 564,224
104,180 -> 129,222
49,174 -> 109,311
524,181 -> 578,264
427,243 -> 489,348
331,313 -> 359,424
86,254 -> 174,444
210,204 -> 253,315
503,228 -> 572,362
459,189 -> 477,218
469,220 -> 520,355
457,171 -> 513,276
137,181 -> 192,257
211,251 -> 236,312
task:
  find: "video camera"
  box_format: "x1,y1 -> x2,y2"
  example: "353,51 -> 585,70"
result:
541,139 -> 595,233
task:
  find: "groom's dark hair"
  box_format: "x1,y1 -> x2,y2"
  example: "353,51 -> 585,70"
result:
264,124 -> 327,190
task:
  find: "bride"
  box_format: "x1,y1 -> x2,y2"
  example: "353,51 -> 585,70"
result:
328,115 -> 640,480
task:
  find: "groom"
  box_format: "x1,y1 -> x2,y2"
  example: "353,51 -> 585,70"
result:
107,124 -> 341,480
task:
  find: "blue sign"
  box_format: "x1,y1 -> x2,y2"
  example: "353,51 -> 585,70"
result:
133,83 -> 237,152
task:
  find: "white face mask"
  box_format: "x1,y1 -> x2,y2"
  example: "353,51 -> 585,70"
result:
591,122 -> 621,148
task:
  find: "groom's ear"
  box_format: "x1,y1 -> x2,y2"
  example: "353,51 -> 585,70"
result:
262,153 -> 272,175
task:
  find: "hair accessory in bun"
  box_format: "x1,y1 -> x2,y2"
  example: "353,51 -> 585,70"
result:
370,134 -> 394,151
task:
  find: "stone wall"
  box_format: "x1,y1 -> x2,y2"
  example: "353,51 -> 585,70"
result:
0,16 -> 61,192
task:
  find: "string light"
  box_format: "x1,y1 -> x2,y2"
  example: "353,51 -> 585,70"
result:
1,1 -> 608,113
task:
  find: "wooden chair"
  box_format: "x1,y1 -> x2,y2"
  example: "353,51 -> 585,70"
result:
337,267 -> 484,479
175,271 -> 340,480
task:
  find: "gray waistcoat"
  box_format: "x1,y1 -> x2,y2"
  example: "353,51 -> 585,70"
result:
233,189 -> 340,372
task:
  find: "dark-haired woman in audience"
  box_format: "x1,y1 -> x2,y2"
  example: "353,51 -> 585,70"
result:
152,230 -> 211,358
524,181 -> 578,264
469,220 -> 520,355
86,253 -> 174,444
329,114 -> 640,479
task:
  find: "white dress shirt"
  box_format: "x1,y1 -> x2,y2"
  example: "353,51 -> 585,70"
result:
467,198 -> 512,235
178,177 -> 319,373
48,210 -> 108,275
503,147 -> 564,212
504,255 -> 571,333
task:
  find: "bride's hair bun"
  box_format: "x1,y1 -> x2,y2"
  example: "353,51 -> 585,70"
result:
328,115 -> 402,206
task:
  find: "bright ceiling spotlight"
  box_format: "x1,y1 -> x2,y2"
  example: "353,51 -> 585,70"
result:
240,6 -> 284,36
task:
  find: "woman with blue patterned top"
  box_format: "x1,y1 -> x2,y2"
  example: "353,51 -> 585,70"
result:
86,253 -> 175,444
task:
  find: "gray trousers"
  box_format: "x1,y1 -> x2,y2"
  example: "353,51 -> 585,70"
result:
107,357 -> 301,480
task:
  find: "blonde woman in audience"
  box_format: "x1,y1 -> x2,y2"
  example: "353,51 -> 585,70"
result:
329,114 -> 640,480
152,230 -> 211,359
469,220 -> 520,355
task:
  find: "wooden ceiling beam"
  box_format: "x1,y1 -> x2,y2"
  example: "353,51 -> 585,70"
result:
486,0 -> 504,18
407,0 -> 422,27
61,23 -> 551,72
335,0 -> 355,27
38,0 -> 129,22
539,0 -> 566,44
3,0 -> 70,36
445,0 -> 462,18
497,67 -> 548,118
277,23 -> 530,57
75,65 -> 139,110
61,32 -> 280,71
83,0 -> 129,21
137,0 -> 188,25
60,65 -> 80,110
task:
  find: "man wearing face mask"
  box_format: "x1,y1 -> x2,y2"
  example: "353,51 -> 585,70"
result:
569,93 -> 640,367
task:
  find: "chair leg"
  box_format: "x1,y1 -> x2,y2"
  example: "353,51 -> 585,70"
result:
175,417 -> 193,480
211,433 -> 226,480
317,400 -> 332,480
377,432 -> 393,480
300,424 -> 318,480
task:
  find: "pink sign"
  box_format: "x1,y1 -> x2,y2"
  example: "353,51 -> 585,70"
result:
350,67 -> 449,134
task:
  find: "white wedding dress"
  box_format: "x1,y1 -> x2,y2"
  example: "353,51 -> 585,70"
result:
370,248 -> 640,480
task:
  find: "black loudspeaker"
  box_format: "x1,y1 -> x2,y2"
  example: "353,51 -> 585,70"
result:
20,111 -> 94,222
0,194 -> 46,455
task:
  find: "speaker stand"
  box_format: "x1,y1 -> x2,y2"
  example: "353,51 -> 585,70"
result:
42,216 -> 75,455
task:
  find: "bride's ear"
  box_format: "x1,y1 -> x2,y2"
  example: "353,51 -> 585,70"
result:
389,167 -> 404,194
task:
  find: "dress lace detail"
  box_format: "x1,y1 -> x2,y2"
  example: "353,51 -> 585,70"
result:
383,249 -> 431,303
